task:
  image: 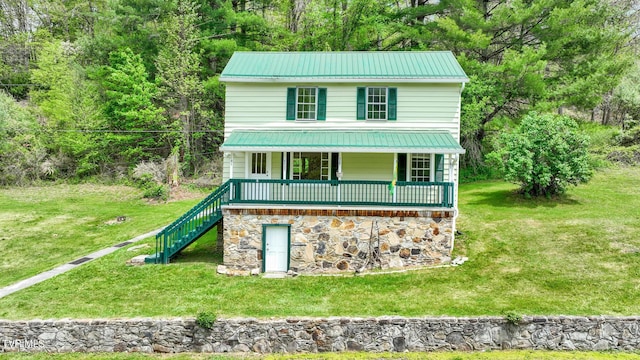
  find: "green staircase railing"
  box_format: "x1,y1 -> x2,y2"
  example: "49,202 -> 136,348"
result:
146,178 -> 454,264
145,180 -> 231,264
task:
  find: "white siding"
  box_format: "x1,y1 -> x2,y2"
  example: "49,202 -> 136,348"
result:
224,83 -> 462,138
222,82 -> 463,183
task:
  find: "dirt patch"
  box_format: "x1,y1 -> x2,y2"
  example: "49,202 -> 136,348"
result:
610,242 -> 640,254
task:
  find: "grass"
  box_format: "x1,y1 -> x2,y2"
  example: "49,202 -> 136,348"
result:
1,352 -> 640,359
0,184 -> 203,288
0,168 -> 639,319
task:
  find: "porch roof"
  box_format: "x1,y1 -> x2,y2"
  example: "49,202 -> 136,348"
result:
219,130 -> 466,154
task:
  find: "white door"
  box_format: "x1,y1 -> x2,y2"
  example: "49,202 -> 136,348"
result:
246,152 -> 271,200
264,226 -> 289,272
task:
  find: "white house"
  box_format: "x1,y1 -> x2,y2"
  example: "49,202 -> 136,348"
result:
148,51 -> 468,275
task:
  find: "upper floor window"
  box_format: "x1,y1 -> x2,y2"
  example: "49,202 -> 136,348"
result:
367,87 -> 387,120
357,87 -> 397,121
286,87 -> 327,121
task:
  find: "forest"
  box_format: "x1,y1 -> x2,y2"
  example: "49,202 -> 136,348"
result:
1,0 -> 639,187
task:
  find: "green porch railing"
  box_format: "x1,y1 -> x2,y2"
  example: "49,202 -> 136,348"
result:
145,181 -> 231,264
146,179 -> 454,264
228,179 -> 454,208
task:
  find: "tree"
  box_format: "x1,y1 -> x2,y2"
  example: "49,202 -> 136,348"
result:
391,0 -> 635,169
0,90 -> 46,185
30,34 -> 105,177
155,0 -> 204,177
490,112 -> 592,198
102,47 -> 164,165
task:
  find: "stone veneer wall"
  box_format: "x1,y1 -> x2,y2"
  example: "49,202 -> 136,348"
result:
222,208 -> 454,274
1,316 -> 640,353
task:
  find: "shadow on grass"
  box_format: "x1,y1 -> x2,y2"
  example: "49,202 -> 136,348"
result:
467,188 -> 581,208
172,229 -> 222,264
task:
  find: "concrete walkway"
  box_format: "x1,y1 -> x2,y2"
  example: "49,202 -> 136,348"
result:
0,228 -> 164,300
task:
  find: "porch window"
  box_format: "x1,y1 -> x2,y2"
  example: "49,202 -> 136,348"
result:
286,87 -> 327,121
398,153 -> 444,182
410,153 -> 431,182
292,152 -> 330,180
357,87 -> 397,120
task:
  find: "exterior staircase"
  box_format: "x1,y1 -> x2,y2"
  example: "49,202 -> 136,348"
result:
145,181 -> 231,264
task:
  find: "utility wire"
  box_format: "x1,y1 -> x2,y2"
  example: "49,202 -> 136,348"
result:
48,129 -> 224,133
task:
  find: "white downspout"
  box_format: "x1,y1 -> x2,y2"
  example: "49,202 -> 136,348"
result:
450,153 -> 459,249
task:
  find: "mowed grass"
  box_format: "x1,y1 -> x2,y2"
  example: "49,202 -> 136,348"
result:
1,350 -> 640,359
0,184 -> 202,288
0,167 -> 639,319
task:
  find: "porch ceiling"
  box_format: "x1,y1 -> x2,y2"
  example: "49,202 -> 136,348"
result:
219,130 -> 466,154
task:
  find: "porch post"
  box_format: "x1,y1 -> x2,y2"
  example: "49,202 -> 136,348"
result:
282,152 -> 288,200
448,154 -> 453,182
392,153 -> 398,203
228,152 -> 234,200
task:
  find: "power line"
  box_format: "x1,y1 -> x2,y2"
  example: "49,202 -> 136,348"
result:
48,129 -> 224,133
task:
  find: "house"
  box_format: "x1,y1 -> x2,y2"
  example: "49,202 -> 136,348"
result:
147,51 -> 468,275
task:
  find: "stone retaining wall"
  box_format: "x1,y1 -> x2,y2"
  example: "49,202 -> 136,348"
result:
223,208 -> 454,274
1,316 -> 639,353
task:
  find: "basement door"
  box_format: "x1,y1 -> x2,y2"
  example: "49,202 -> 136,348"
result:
263,224 -> 290,273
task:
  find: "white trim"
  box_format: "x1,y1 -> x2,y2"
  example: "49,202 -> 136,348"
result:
246,152 -> 272,179
220,77 -> 469,84
366,86 -> 388,120
295,86 -> 319,121
408,153 -> 433,182
223,146 -> 465,154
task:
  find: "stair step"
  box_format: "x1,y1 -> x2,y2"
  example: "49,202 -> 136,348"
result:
144,252 -> 164,264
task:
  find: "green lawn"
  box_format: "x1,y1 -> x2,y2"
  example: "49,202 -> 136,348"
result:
0,167 -> 639,319
0,184 -> 202,288
1,351 -> 639,359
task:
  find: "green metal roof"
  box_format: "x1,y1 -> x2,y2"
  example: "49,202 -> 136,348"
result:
219,130 -> 465,154
220,51 -> 468,83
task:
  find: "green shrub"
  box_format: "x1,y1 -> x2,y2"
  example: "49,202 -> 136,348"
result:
504,311 -> 522,325
489,112 -> 592,198
135,173 -> 168,201
196,311 -> 216,329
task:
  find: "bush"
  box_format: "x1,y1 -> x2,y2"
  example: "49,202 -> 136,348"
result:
196,311 -> 216,329
135,173 -> 168,201
489,112 -> 592,198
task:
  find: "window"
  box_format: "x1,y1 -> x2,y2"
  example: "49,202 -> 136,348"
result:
292,152 -> 330,180
296,87 -> 316,120
251,152 -> 268,175
410,153 -> 431,182
286,87 -> 327,121
397,153 -> 444,182
367,87 -> 387,120
357,87 -> 397,120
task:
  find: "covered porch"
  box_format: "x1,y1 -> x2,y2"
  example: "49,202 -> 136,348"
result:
219,130 -> 465,209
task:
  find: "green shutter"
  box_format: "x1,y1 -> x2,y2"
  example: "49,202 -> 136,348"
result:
331,153 -> 339,180
388,87 -> 397,121
285,152 -> 291,179
317,88 -> 327,120
356,87 -> 366,120
435,154 -> 444,182
286,88 -> 296,120
397,153 -> 407,181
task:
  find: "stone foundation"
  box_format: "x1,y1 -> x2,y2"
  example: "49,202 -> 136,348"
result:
223,208 -> 454,274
